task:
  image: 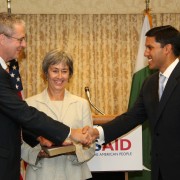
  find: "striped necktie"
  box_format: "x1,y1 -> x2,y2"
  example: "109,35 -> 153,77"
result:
158,74 -> 166,100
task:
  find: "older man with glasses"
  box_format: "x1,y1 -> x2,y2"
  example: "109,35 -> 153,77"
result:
0,13 -> 92,180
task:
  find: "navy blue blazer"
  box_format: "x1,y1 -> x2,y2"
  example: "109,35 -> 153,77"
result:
102,61 -> 180,180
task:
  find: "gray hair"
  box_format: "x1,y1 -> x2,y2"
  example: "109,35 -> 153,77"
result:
0,13 -> 25,36
42,49 -> 74,78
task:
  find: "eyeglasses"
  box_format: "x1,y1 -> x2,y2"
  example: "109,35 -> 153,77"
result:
3,34 -> 26,44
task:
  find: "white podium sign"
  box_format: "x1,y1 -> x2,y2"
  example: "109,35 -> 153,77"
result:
88,125 -> 142,171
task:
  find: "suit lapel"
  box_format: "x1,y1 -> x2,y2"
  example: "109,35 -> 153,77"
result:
36,89 -> 77,121
34,89 -> 58,119
60,90 -> 77,120
155,62 -> 180,125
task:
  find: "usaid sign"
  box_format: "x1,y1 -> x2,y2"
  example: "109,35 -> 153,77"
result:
88,125 -> 142,171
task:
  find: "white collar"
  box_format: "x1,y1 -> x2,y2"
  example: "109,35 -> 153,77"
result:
160,58 -> 179,79
0,57 -> 8,70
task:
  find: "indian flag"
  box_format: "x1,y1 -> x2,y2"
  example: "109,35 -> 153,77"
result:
128,13 -> 157,180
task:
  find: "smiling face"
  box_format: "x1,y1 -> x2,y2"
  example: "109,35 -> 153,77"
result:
47,62 -> 70,93
0,23 -> 26,62
144,36 -> 169,73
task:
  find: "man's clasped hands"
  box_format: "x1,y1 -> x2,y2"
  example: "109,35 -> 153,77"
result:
38,126 -> 100,149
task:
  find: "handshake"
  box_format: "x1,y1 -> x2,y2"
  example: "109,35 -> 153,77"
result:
38,126 -> 100,148
69,126 -> 100,145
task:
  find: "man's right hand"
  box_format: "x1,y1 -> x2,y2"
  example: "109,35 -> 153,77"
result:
82,126 -> 99,142
70,128 -> 93,145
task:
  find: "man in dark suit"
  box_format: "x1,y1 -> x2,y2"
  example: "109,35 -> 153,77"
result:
0,13 -> 91,180
84,25 -> 180,180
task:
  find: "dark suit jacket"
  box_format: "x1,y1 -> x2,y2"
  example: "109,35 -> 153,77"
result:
0,65 -> 70,180
102,61 -> 180,180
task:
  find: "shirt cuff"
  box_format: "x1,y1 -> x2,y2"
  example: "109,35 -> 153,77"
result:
67,128 -> 71,138
95,126 -> 105,145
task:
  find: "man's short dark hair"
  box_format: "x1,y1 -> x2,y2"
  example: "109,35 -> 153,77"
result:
146,25 -> 180,56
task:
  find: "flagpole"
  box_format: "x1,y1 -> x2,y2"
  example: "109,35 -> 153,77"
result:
144,0 -> 152,28
145,0 -> 150,13
7,0 -> 11,14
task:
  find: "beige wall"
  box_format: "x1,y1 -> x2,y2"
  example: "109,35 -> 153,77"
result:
0,0 -> 180,14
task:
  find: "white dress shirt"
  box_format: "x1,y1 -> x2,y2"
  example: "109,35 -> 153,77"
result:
159,58 -> 179,88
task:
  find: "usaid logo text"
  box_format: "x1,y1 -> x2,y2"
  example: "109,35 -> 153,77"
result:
96,138 -> 131,151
